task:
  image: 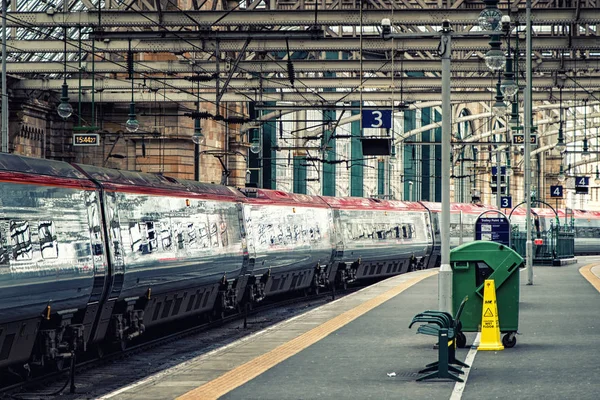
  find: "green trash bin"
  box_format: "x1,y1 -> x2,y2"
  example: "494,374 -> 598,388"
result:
450,241 -> 523,348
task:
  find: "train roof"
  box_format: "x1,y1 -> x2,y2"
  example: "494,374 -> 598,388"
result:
419,201 -> 494,214
0,153 -> 88,179
75,163 -> 244,200
531,208 -> 566,218
320,196 -> 427,212
0,153 -> 97,188
570,209 -> 600,219
239,188 -> 330,207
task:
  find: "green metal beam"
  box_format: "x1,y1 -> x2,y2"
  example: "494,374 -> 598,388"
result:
293,156 -> 307,194
350,101 -> 363,197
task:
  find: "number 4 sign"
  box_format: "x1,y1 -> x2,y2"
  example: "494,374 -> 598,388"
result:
550,185 -> 563,198
575,176 -> 589,187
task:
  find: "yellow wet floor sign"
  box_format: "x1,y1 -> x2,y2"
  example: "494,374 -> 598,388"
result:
478,279 -> 504,351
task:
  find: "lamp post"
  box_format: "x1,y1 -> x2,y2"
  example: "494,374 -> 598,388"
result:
492,73 -> 507,210
524,0 -> 534,285
57,27 -> 73,120
381,11 -> 504,313
438,20 -> 453,314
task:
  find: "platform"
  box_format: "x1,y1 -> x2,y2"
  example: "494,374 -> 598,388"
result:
100,260 -> 600,400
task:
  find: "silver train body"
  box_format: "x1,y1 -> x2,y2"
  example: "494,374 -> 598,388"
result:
0,153 -> 594,370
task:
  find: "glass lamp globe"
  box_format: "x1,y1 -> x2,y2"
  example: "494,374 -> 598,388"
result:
125,117 -> 140,133
478,8 -> 503,31
500,79 -> 518,98
485,49 -> 506,71
581,151 -> 590,160
555,134 -> 566,152
492,102 -> 508,117
505,166 -> 514,177
557,172 -> 566,183
250,139 -> 261,154
192,130 -> 205,145
595,175 -> 600,185
57,102 -> 73,119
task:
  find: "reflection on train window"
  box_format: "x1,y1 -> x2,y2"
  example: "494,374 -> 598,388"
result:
198,223 -> 210,248
38,220 -> 58,259
176,223 -> 185,250
10,220 -> 33,260
160,223 -> 172,250
0,229 -> 8,265
210,223 -> 219,247
220,220 -> 229,247
129,221 -> 158,255
187,223 -> 196,246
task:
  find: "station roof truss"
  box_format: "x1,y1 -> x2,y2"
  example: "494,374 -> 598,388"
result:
4,0 -> 600,113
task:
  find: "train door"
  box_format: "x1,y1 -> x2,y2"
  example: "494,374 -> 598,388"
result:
89,190 -> 125,343
85,190 -> 108,304
425,210 -> 441,269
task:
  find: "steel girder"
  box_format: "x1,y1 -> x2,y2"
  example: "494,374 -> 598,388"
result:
14,76 -> 600,91
6,9 -> 600,27
6,59 -> 600,75
72,90 -> 599,103
7,36 -> 600,53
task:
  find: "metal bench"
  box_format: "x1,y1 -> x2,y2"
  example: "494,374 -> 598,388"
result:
408,296 -> 469,382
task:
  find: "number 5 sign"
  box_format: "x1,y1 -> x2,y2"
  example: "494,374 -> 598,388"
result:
362,109 -> 392,129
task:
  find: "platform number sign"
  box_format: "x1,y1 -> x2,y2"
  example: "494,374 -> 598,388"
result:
500,196 -> 512,209
575,176 -> 589,195
575,176 -> 589,187
362,109 -> 392,129
550,185 -> 563,198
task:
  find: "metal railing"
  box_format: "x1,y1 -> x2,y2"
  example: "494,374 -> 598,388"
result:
511,224 -> 574,264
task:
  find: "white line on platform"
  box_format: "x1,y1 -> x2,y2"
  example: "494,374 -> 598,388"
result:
449,332 -> 480,400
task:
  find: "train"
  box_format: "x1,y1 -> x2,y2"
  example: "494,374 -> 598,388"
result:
0,153 -> 597,372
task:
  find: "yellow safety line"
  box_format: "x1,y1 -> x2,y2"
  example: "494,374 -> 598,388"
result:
178,269 -> 438,400
579,263 -> 600,293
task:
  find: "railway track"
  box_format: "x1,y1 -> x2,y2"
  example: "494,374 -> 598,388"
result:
1,286 -> 358,399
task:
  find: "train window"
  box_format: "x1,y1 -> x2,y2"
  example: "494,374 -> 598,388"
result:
10,220 -> 32,260
38,221 -> 58,259
187,223 -> 196,246
313,225 -> 321,242
210,222 -> 219,247
129,221 -> 158,255
0,228 -> 8,266
160,223 -> 172,250
175,223 -> 185,250
129,223 -> 142,252
146,222 -> 158,252
198,223 -> 210,248
220,220 -> 229,247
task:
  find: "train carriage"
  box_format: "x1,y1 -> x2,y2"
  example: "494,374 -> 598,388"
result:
74,164 -> 249,346
0,155 -> 103,369
321,197 -> 433,286
570,209 -> 600,254
239,188 -> 334,301
419,201 -> 494,248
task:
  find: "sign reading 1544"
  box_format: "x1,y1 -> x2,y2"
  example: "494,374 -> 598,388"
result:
73,133 -> 100,146
512,134 -> 537,145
